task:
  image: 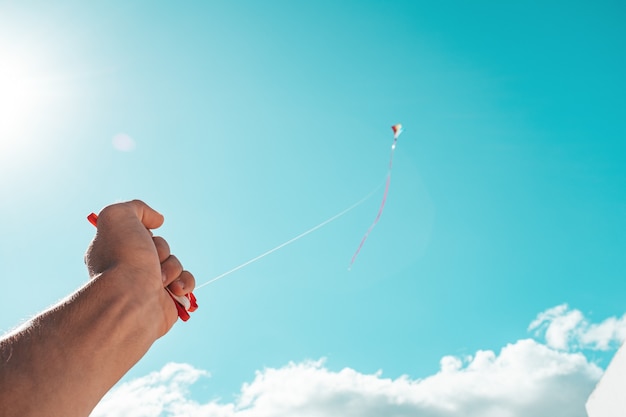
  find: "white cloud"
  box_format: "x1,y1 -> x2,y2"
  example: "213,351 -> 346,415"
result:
91,340 -> 602,417
529,304 -> 626,351
92,305 -> 626,417
528,304 -> 584,350
91,363 -> 210,417
581,317 -> 626,351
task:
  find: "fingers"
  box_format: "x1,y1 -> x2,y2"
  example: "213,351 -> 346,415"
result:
167,270 -> 195,296
160,253 -> 182,284
152,236 -> 170,263
141,227 -> 196,297
157,241 -> 195,296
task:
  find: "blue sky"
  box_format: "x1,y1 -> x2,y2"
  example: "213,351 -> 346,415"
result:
1,1 -> 625,415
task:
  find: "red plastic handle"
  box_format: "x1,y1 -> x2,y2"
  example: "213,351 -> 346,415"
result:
87,212 -> 197,321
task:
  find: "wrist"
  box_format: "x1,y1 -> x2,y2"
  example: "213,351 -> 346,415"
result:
88,265 -> 168,337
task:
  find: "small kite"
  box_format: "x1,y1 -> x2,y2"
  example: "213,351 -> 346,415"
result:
349,124 -> 403,268
392,123 -> 403,147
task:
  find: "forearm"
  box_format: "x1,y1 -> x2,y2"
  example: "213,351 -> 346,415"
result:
0,269 -> 163,417
0,200 -> 194,416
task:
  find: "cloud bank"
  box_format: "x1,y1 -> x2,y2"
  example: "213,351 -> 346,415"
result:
91,305 -> 621,417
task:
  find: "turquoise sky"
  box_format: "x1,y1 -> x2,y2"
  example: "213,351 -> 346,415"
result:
1,1 -> 624,414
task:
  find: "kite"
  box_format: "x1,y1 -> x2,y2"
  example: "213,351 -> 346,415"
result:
349,124 -> 403,268
391,123 -> 403,147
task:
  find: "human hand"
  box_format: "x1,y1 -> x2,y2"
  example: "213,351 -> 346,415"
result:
84,200 -> 195,335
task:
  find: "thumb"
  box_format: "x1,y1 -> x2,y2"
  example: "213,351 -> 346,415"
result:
126,199 -> 165,230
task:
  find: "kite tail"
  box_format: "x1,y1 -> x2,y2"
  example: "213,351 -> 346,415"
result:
349,144 -> 396,268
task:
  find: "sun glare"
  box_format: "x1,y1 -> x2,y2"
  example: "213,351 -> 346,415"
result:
0,54 -> 45,143
0,39 -> 64,179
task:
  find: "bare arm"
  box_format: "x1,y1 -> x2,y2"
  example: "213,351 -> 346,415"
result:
0,200 -> 195,417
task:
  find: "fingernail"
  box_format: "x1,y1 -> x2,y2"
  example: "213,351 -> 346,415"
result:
161,270 -> 167,283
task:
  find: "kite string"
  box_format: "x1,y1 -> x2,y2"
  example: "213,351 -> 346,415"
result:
348,143 -> 396,268
195,182 -> 384,290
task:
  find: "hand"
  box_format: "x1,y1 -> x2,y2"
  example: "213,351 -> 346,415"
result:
84,200 -> 195,335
